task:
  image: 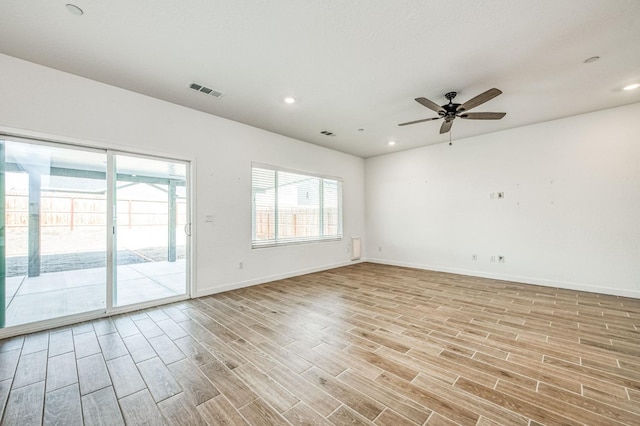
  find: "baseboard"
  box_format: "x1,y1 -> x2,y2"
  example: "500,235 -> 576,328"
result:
366,258 -> 640,299
195,259 -> 365,298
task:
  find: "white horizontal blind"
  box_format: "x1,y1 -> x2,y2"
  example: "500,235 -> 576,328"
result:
252,168 -> 276,243
252,165 -> 343,248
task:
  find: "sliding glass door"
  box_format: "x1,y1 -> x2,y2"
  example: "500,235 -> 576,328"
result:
113,154 -> 188,307
1,139 -> 107,328
0,137 -> 190,332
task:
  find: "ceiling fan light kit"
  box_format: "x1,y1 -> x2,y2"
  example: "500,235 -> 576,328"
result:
399,88 -> 506,135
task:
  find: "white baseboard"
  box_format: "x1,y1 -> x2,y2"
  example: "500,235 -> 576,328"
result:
366,258 -> 640,299
195,259 -> 364,298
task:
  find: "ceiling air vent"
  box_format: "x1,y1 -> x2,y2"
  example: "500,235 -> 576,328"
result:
320,131 -> 336,137
189,82 -> 224,98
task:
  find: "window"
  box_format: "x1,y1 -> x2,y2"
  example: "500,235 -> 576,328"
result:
252,165 -> 342,248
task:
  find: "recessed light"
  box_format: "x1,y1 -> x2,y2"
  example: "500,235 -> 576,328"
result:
623,83 -> 640,91
387,141 -> 396,146
284,97 -> 296,104
583,56 -> 600,64
66,4 -> 84,15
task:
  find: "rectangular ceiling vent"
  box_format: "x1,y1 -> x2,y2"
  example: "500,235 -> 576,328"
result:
189,82 -> 224,98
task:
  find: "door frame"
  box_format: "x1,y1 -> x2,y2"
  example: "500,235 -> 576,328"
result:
0,133 -> 194,339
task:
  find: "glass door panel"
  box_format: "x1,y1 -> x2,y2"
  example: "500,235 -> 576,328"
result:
113,154 -> 187,307
1,139 -> 107,328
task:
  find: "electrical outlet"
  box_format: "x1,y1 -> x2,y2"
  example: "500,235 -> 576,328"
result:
239,261 -> 244,269
205,214 -> 214,222
472,254 -> 478,261
378,246 -> 382,252
498,256 -> 505,263
490,256 -> 496,262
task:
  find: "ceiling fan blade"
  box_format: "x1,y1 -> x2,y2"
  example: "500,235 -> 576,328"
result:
459,112 -> 506,120
457,88 -> 502,112
398,117 -> 441,126
415,97 -> 444,113
440,120 -> 453,134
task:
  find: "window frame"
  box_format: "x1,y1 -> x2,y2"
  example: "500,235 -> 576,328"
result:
251,163 -> 343,249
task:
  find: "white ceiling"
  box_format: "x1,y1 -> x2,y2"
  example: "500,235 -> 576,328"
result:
1,0 -> 639,158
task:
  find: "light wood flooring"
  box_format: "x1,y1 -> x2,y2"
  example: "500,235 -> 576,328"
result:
1,262 -> 639,425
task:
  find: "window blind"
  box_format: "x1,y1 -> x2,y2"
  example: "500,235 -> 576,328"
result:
252,165 -> 343,248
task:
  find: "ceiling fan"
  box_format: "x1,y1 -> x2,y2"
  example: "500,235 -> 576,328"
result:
398,88 -> 506,134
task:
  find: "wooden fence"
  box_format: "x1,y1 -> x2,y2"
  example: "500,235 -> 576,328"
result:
5,193 -> 186,229
255,207 -> 340,239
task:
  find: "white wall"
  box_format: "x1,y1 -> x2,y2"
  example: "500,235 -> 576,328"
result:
366,102 -> 640,298
3,53 -> 638,301
0,54 -> 366,297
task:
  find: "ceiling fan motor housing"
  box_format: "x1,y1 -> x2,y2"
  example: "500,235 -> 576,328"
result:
442,92 -> 460,119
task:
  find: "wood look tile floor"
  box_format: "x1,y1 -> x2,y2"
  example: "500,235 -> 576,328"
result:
1,262 -> 639,425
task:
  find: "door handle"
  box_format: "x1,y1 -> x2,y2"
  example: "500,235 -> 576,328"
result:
184,222 -> 192,236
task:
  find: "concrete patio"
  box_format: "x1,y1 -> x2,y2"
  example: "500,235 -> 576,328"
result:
4,259 -> 186,327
